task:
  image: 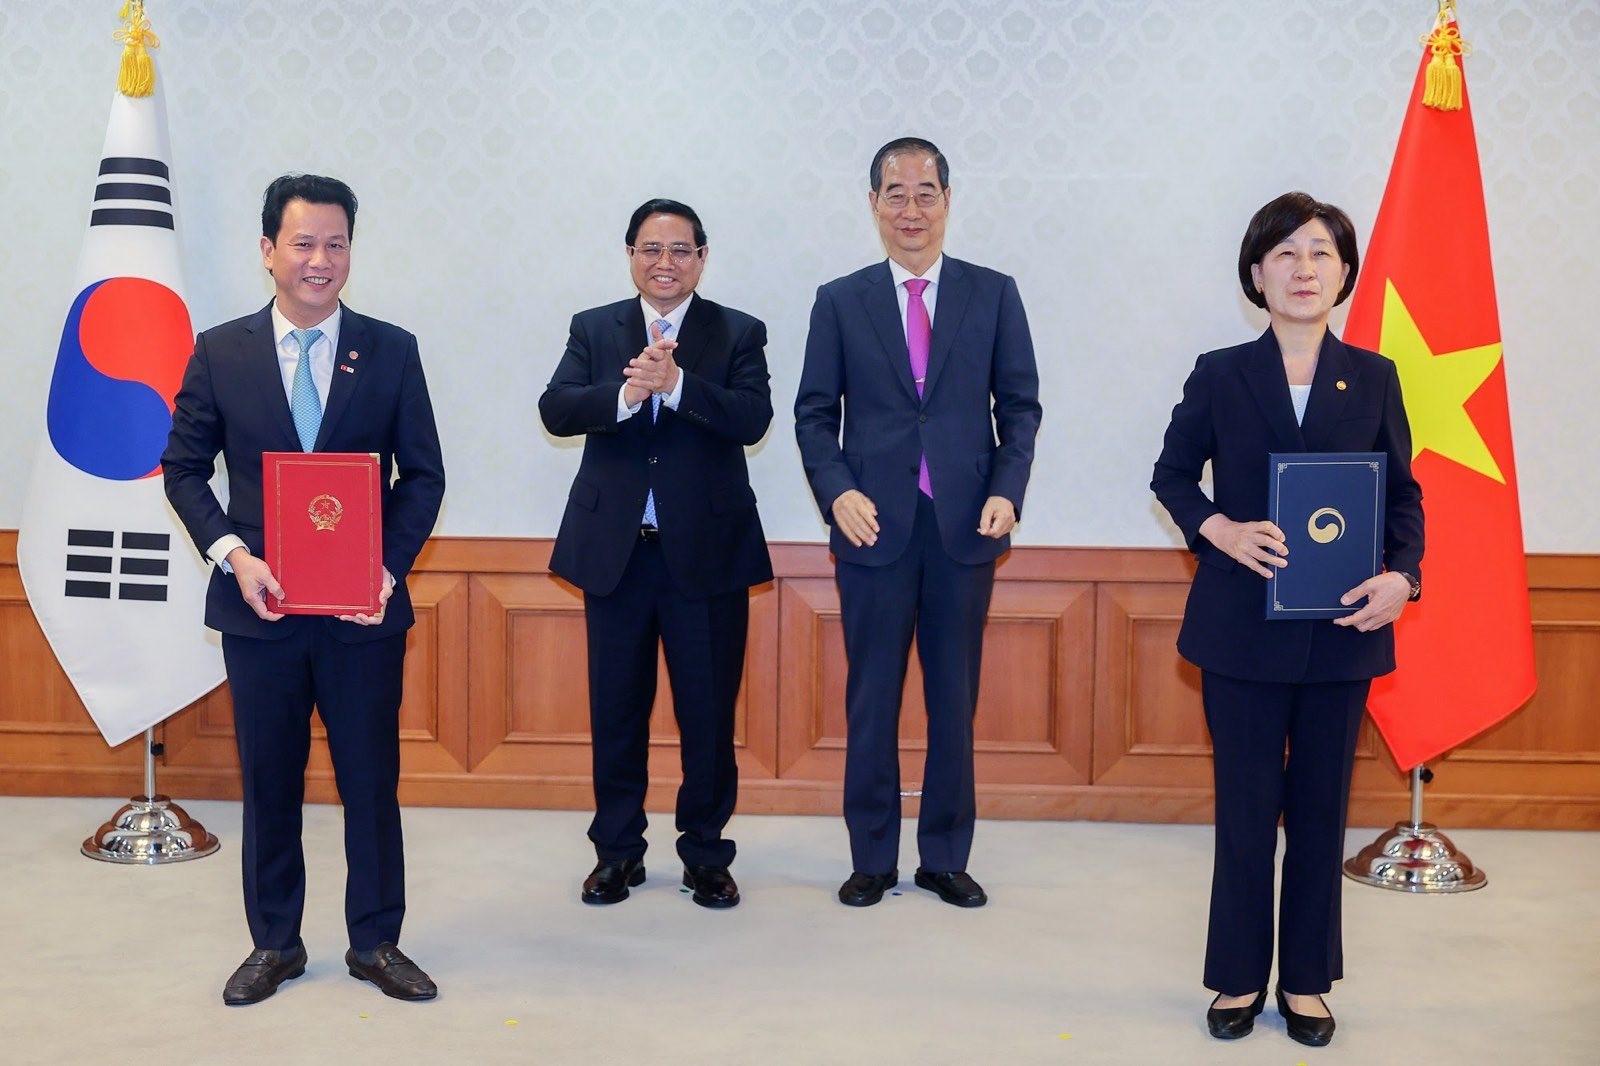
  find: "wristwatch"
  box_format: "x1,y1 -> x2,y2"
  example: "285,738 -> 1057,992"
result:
1396,571 -> 1421,601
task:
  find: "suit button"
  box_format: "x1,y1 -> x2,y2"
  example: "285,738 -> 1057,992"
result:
647,456 -> 658,465
918,414 -> 928,423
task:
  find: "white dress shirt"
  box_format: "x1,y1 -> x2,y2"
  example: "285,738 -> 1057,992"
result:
206,303 -> 343,569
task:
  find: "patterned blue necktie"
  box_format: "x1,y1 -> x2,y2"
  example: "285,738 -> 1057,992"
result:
650,318 -> 671,422
289,327 -> 324,452
641,318 -> 672,526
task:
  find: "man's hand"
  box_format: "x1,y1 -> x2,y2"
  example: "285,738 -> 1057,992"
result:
1332,570 -> 1411,632
338,568 -> 396,626
1198,514 -> 1288,578
832,489 -> 880,548
227,547 -> 285,622
977,496 -> 1016,538
623,320 -> 680,399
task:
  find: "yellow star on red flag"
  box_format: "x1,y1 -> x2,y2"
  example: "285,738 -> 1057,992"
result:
1378,278 -> 1505,483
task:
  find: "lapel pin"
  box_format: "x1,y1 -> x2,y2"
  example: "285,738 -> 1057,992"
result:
1336,380 -> 1347,390
340,364 -> 355,374
349,351 -> 359,360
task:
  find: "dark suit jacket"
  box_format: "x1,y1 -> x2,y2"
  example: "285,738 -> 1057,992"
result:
162,302 -> 446,642
794,257 -> 1042,566
1151,328 -> 1424,683
539,295 -> 773,598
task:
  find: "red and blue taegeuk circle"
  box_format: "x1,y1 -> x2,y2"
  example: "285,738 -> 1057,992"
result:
47,276 -> 192,480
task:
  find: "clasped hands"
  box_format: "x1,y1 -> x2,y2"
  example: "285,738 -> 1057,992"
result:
1197,514 -> 1411,632
831,489 -> 1016,548
622,322 -> 680,408
226,546 -> 394,626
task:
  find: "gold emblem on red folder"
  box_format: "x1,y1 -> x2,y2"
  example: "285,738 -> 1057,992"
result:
307,494 -> 344,532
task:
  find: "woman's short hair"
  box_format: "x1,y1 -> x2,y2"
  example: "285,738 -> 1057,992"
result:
1237,192 -> 1360,309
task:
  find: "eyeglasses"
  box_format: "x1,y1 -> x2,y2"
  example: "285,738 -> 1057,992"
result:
629,243 -> 704,264
877,190 -> 946,210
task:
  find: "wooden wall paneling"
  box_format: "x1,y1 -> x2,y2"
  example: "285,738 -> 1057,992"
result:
774,569 -> 1094,795
6,533 -> 1600,827
467,572 -> 592,789
1091,581 -> 1213,807
466,570 -> 780,810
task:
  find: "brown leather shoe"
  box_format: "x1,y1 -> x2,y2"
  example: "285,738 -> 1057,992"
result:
345,942 -> 438,1001
222,940 -> 308,1005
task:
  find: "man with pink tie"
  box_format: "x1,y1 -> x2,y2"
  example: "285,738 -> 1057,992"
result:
795,138 -> 1042,908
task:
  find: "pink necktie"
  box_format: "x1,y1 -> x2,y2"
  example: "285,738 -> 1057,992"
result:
905,278 -> 933,498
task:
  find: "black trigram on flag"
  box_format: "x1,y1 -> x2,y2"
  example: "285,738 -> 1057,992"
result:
90,157 -> 174,230
64,529 -> 171,601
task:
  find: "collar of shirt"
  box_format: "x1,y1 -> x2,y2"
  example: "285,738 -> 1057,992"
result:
640,292 -> 692,343
270,302 -> 342,405
887,254 -> 944,331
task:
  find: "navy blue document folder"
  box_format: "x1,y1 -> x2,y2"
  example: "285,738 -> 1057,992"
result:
1266,453 -> 1386,620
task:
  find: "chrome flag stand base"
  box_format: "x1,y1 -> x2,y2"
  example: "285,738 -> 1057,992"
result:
1344,765 -> 1486,893
81,728 -> 219,864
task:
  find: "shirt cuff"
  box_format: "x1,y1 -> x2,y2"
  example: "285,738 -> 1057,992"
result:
207,535 -> 247,573
659,366 -> 686,410
616,383 -> 643,421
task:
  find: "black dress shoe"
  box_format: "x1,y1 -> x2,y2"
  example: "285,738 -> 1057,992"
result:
682,865 -> 740,908
222,940 -> 307,1006
346,942 -> 438,1001
1276,985 -> 1336,1047
838,870 -> 898,907
1206,989 -> 1267,1039
913,868 -> 988,907
582,858 -> 645,904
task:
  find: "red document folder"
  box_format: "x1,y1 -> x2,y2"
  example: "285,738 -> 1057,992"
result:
263,452 -> 383,615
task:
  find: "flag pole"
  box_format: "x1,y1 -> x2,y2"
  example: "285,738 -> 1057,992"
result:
81,726 -> 219,863
1343,764 -> 1485,893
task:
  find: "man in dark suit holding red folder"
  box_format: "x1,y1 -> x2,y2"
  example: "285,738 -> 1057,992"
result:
163,174 -> 445,1005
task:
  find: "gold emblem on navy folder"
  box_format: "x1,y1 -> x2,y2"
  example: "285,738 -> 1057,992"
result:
1307,507 -> 1346,543
1267,454 -> 1386,619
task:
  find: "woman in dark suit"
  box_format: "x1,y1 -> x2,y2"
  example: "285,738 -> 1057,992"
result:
1151,192 -> 1424,1048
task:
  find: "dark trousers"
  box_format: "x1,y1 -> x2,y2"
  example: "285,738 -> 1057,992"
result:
222,626 -> 406,953
836,493 -> 996,875
583,535 -> 747,869
1200,670 -> 1369,996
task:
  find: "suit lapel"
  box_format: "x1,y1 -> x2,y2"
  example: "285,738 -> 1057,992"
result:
857,262 -> 920,403
612,298 -> 653,432
1298,331 -> 1359,450
314,304 -> 367,451
672,294 -> 715,377
1241,328 -> 1306,450
242,303 -> 301,450
921,257 -> 970,400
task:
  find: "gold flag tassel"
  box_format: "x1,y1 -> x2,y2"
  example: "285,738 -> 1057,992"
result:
114,0 -> 160,97
1421,0 -> 1470,112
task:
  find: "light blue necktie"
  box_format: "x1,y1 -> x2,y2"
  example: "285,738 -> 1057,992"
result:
641,317 -> 672,527
289,327 -> 324,452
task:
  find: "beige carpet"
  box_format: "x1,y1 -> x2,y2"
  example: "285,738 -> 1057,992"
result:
4,797 -> 1596,1064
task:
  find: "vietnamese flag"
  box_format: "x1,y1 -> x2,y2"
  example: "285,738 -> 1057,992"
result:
1344,8 -> 1537,771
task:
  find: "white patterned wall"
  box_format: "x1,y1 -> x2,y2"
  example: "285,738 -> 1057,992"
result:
3,1 -> 1596,550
